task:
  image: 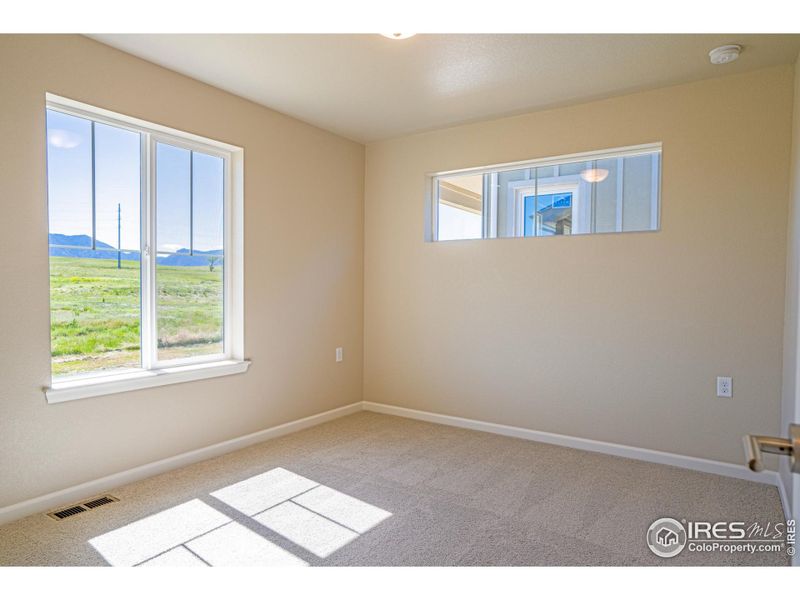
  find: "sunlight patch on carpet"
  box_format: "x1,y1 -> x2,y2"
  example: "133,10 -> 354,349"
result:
88,468 -> 392,566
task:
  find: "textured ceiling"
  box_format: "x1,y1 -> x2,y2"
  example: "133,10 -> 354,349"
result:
89,34 -> 800,143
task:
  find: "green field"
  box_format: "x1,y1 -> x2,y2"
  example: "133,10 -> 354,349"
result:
50,256 -> 223,377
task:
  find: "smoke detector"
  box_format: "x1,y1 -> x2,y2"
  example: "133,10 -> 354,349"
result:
709,45 -> 742,65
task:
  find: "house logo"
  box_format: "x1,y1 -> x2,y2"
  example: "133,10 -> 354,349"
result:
657,527 -> 678,546
647,518 -> 687,558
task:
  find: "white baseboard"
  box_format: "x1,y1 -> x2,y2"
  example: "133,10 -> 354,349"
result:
362,401 -> 782,490
0,401 -> 362,526
1,399 -> 788,528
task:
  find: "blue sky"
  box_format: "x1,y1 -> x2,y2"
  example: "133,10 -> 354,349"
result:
46,109 -> 223,254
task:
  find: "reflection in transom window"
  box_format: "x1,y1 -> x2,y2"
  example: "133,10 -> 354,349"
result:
432,145 -> 661,242
524,192 -> 573,237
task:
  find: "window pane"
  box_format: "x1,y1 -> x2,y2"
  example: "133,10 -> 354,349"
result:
156,261 -> 224,361
520,163 -> 583,237
46,109 -> 93,247
592,158 -> 620,234
434,148 -> 660,241
525,192 -> 574,237
622,154 -> 657,232
48,111 -> 142,379
192,152 -> 224,254
95,123 -> 141,251
539,160 -> 586,235
438,204 -> 482,240
50,256 -> 141,378
156,143 -> 191,254
437,174 -> 483,240
156,147 -> 225,362
497,167 -> 531,238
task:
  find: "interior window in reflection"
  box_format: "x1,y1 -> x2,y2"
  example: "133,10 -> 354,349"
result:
524,193 -> 573,237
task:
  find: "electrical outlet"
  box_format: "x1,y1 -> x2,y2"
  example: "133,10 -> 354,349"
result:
716,376 -> 732,398
336,347 -> 343,362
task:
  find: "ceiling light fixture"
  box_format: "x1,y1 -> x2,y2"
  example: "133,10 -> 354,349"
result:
580,168 -> 609,183
709,45 -> 742,65
380,33 -> 416,40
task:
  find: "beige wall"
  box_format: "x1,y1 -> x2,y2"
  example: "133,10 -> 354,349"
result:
781,55 -> 800,516
1,35 -> 796,511
364,65 -> 794,465
0,35 -> 364,508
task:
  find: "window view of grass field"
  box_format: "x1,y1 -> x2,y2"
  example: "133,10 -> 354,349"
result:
46,106 -> 227,379
50,256 -> 141,376
156,261 -> 224,362
50,256 -> 223,377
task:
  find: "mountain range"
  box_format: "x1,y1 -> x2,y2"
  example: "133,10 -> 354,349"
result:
48,234 -> 222,267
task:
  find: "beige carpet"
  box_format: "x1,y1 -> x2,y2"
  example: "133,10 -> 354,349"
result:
0,412 -> 789,566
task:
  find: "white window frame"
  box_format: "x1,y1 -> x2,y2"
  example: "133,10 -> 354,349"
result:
44,94 -> 247,403
427,142 -> 662,242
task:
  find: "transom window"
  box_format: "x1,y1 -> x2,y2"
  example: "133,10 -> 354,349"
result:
430,144 -> 661,241
45,95 -> 243,385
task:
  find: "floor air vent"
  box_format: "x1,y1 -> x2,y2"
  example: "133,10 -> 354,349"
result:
84,496 -> 116,509
50,505 -> 87,520
47,495 -> 119,521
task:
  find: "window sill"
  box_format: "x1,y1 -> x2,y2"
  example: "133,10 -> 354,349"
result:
45,359 -> 251,404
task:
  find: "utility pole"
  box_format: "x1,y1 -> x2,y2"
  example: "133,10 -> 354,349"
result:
117,203 -> 121,269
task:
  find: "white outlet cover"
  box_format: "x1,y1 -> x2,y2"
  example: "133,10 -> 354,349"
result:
716,376 -> 732,398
